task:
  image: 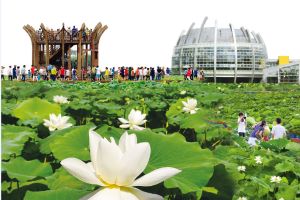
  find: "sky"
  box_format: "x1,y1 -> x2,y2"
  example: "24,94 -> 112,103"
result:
0,0 -> 300,68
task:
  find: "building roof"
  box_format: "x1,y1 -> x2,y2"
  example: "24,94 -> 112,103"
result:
176,17 -> 266,46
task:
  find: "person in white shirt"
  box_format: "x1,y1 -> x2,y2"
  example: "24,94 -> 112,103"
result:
16,66 -> 21,81
7,66 -> 13,81
143,68 -> 148,80
65,69 -> 70,80
139,67 -> 143,80
271,118 -> 286,139
237,112 -> 247,137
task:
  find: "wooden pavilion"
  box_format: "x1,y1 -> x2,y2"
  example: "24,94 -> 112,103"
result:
23,22 -> 108,76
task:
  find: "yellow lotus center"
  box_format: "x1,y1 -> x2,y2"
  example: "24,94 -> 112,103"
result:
97,176 -> 126,188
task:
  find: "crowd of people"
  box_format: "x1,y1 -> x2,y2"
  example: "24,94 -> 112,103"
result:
37,25 -> 93,42
237,112 -> 287,146
1,65 -> 173,82
183,67 -> 205,81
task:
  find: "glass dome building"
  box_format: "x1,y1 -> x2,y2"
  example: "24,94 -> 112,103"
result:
171,17 -> 268,82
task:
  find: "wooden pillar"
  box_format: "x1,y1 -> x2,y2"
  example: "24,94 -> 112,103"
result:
32,43 -> 35,66
85,44 -> 88,67
77,30 -> 82,77
91,33 -> 95,67
45,34 -> 49,66
34,43 -> 40,68
61,28 -> 65,67
68,45 -> 71,70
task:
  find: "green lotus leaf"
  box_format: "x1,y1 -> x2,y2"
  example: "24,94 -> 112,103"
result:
49,125 -> 94,161
40,125 -> 92,155
1,125 -> 36,160
24,188 -> 90,200
46,168 -> 94,191
275,161 -> 294,173
11,97 -> 61,125
2,158 -> 53,182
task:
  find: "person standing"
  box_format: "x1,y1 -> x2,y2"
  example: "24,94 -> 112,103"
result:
139,67 -> 143,80
104,67 -> 110,81
1,66 -> 5,80
271,118 -> 286,139
87,66 -> 91,80
150,67 -> 155,80
72,67 -> 77,81
130,67 -> 135,81
201,69 -> 205,80
146,68 -> 150,80
33,69 -> 38,81
16,66 -> 21,81
39,67 -> 44,80
60,67 -> 65,80
111,67 -> 115,80
135,67 -> 139,81
27,70 -> 31,79
8,66 -> 13,81
186,68 -> 192,80
157,67 -> 162,80
21,65 -> 26,81
237,112 -> 247,137
12,66 -> 17,80
95,66 -> 101,81
124,67 -> 129,80
51,66 -> 57,81
91,66 -> 96,81
197,68 -> 202,80
47,64 -> 52,76
65,68 -> 70,81
248,120 -> 266,146
143,67 -> 148,80
120,67 -> 125,80
166,67 -> 170,76
31,65 -> 35,80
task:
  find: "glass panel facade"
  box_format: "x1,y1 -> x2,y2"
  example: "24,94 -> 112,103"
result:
181,48 -> 195,67
216,47 -> 235,70
172,45 -> 266,72
196,47 -> 214,70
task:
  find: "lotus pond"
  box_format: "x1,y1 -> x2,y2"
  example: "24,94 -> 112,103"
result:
1,80 -> 300,200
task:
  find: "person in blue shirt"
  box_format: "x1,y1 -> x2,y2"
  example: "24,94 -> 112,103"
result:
166,67 -> 170,76
111,67 -> 115,80
47,65 -> 52,73
27,70 -> 31,79
72,26 -> 78,40
12,66 -> 17,79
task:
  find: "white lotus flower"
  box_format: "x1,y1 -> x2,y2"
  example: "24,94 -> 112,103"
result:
279,198 -> 284,200
237,166 -> 246,172
43,114 -> 72,131
182,98 -> 199,114
180,90 -> 186,95
237,197 -> 247,200
118,109 -> 147,130
270,176 -> 282,183
61,130 -> 181,200
254,156 -> 262,164
53,95 -> 69,104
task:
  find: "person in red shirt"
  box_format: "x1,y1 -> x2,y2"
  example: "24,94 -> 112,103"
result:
60,67 -> 65,80
30,65 -> 35,79
186,68 -> 192,80
135,68 -> 139,81
124,67 -> 128,80
131,68 -> 135,80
